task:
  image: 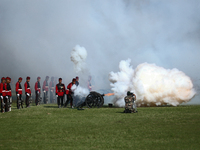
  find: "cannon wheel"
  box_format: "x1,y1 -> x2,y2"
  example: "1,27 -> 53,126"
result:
85,91 -> 104,108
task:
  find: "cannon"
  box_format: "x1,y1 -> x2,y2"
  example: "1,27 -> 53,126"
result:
76,91 -> 105,108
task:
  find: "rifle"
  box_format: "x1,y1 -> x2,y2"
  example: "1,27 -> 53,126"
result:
37,92 -> 42,105
17,95 -> 23,109
26,93 -> 32,106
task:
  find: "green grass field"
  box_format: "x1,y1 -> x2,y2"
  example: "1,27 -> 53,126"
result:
0,104 -> 200,150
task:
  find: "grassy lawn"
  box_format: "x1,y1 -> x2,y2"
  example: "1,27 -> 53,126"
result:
0,104 -> 200,150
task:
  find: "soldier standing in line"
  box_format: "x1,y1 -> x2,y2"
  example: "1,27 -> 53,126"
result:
49,76 -> 55,103
124,91 -> 137,113
24,76 -> 32,108
64,78 -> 76,108
55,78 -> 65,108
16,77 -> 23,109
43,76 -> 49,104
6,77 -> 12,112
0,77 -> 6,113
35,77 -> 41,106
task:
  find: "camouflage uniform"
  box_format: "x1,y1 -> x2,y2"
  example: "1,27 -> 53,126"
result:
124,95 -> 135,113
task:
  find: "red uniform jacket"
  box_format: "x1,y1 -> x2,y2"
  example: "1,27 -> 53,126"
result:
49,81 -> 55,92
66,83 -> 75,95
6,83 -> 12,96
56,83 -> 65,96
35,81 -> 41,93
0,83 -> 7,96
24,81 -> 31,94
16,82 -> 22,95
43,80 -> 49,91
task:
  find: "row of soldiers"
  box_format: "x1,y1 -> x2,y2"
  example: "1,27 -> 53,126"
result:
0,76 -> 79,113
35,76 -> 79,108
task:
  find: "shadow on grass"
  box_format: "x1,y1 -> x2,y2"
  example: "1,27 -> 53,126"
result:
43,106 -> 58,108
116,111 -> 139,114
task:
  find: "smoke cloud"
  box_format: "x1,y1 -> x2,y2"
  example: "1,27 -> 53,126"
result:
109,59 -> 196,106
70,45 -> 88,73
71,84 -> 89,97
0,0 -> 200,104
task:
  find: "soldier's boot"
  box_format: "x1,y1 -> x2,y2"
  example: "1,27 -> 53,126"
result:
64,102 -> 67,108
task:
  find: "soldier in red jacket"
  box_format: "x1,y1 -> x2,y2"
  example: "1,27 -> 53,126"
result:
6,77 -> 12,112
56,78 -> 65,108
16,77 -> 23,109
35,77 -> 41,106
64,78 -> 76,108
0,77 -> 6,113
49,76 -> 55,103
43,76 -> 49,104
24,76 -> 32,108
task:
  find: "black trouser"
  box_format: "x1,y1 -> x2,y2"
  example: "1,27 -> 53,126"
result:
65,94 -> 73,107
17,94 -> 22,109
1,97 -> 5,113
4,96 -> 9,112
43,91 -> 48,104
57,96 -> 64,106
50,91 -> 54,103
35,92 -> 40,105
26,95 -> 30,107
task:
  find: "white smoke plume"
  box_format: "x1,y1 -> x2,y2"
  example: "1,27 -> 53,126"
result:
109,59 -> 196,107
70,45 -> 88,73
71,84 -> 89,97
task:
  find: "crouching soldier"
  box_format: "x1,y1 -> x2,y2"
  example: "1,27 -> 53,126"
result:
0,77 -> 6,113
124,91 -> 137,113
56,78 -> 65,108
35,77 -> 41,106
16,77 -> 23,109
24,76 -> 32,108
6,77 -> 12,112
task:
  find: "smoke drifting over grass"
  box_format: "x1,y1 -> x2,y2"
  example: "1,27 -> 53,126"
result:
109,59 -> 196,106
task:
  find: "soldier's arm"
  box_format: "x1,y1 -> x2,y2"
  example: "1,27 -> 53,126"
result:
15,83 -> 18,94
55,85 -> 58,95
133,94 -> 136,100
24,83 -> 27,94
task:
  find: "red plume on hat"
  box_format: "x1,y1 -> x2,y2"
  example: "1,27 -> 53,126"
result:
76,76 -> 79,79
37,76 -> 41,80
1,77 -> 5,81
26,76 -> 30,80
18,77 -> 23,80
6,77 -> 11,81
72,78 -> 76,82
